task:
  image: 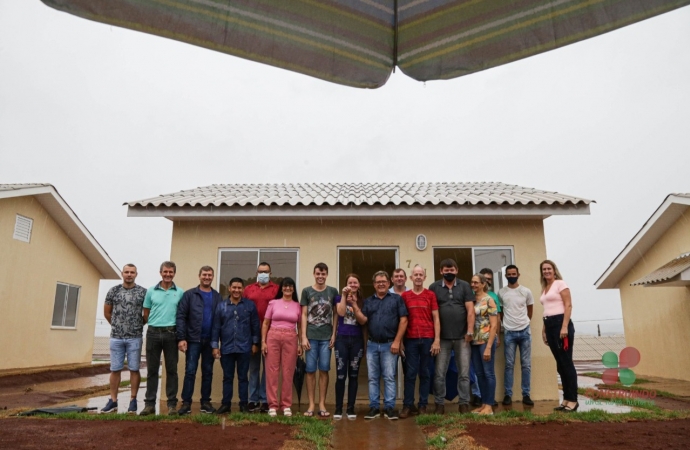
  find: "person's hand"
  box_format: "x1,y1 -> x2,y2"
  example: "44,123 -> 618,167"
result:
302,337 -> 311,351
178,340 -> 187,353
431,340 -> 440,356
252,344 -> 259,355
391,340 -> 401,355
559,327 -> 568,339
297,345 -> 303,357
542,328 -> 548,346
329,335 -> 336,349
464,334 -> 473,343
261,342 -> 268,356
483,348 -> 491,361
212,349 -> 221,360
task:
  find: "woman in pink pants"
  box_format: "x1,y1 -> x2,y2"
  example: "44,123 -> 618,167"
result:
262,277 -> 303,417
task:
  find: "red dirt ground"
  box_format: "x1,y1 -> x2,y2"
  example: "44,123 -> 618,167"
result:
0,418 -> 293,450
0,365 -> 111,389
466,419 -> 690,450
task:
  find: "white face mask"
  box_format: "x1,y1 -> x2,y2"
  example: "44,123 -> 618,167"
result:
257,273 -> 270,284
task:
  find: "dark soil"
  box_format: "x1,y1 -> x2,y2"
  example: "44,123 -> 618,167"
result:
466,419 -> 690,450
0,365 -> 111,389
0,418 -> 293,450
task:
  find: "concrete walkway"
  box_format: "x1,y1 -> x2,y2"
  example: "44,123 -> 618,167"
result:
331,406 -> 427,450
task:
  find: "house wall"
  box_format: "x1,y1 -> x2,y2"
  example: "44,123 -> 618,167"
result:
167,217 -> 559,406
618,211 -> 690,381
0,196 -> 101,371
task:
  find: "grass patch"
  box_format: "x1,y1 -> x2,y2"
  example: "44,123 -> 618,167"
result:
8,412 -> 333,449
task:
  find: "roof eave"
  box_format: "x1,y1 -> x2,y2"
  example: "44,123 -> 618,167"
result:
127,203 -> 591,220
595,195 -> 690,290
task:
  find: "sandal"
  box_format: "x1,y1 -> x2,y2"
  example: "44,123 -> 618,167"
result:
318,410 -> 330,418
303,410 -> 314,417
283,408 -> 292,417
268,409 -> 277,417
563,402 -> 579,413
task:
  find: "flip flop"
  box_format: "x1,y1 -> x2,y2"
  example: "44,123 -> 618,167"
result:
318,410 -> 330,418
303,410 -> 314,417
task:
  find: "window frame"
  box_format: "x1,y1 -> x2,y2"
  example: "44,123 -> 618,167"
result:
51,282 -> 81,330
216,247 -> 300,291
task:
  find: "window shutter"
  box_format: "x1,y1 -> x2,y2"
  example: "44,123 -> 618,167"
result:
13,215 -> 33,243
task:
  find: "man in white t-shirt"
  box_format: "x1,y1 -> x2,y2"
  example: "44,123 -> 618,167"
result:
498,265 -> 534,406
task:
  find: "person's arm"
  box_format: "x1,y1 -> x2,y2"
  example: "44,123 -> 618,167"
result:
526,289 -> 535,320
296,310 -> 303,357
353,301 -> 368,325
527,305 -> 534,320
560,288 -> 572,339
391,316 -> 408,355
484,298 -> 498,361
336,291 -> 348,317
250,305 -> 260,355
104,304 -> 113,324
465,300 -> 475,343
431,310 -> 441,356
301,305 -> 311,350
142,289 -> 152,325
330,303 -> 338,349
176,292 -> 190,352
212,303 -> 222,359
261,318 -> 271,356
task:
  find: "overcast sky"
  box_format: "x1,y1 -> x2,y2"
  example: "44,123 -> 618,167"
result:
2,2 -> 689,336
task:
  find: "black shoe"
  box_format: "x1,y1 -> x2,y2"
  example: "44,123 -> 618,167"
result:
247,402 -> 260,413
384,408 -> 399,420
554,404 -> 567,411
200,402 -> 216,414
470,394 -> 482,406
178,402 -> 192,415
364,408 -> 380,419
139,405 -> 156,416
522,395 -> 534,406
167,405 -> 178,416
502,395 -> 512,406
216,404 -> 231,415
334,408 -> 343,420
563,402 -> 579,413
346,406 -> 356,420
260,403 -> 269,413
239,403 -> 249,413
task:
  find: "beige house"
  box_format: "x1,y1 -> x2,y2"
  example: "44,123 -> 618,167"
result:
128,182 -> 592,403
0,184 -> 120,372
596,193 -> 690,382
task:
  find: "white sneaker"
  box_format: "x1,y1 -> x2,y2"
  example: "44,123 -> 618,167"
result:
283,408 -> 292,417
268,408 -> 277,417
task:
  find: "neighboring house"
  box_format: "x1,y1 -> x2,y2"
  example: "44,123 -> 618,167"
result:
0,184 -> 120,372
127,182 -> 593,402
596,193 -> 690,382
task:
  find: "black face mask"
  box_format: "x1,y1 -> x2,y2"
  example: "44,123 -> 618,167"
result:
442,273 -> 456,282
506,276 -> 519,285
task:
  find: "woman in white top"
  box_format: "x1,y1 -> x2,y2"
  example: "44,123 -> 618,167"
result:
539,260 -> 578,412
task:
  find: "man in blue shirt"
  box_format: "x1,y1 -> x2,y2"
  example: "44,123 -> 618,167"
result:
176,266 -> 222,415
212,277 -> 260,414
352,271 -> 408,420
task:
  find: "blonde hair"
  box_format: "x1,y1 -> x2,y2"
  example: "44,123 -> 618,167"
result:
540,259 -> 563,288
471,273 -> 489,293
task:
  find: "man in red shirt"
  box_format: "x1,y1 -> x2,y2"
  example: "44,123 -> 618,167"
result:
400,265 -> 440,418
243,262 -> 279,413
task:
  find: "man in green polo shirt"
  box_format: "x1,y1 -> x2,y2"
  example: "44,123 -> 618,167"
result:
140,261 -> 185,416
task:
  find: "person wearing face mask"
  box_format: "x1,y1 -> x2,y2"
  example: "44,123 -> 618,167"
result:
428,259 -> 475,414
497,265 -> 534,407
243,262 -> 279,413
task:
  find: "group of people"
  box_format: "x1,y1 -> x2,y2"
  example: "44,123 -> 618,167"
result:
101,258 -> 579,418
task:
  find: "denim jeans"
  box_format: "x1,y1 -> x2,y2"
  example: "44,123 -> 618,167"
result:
403,338 -> 433,408
220,352 -> 252,406
471,341 -> 496,406
470,365 -> 481,397
544,315 -> 578,402
334,335 -> 364,410
110,337 -> 142,372
181,340 -> 214,404
366,341 -> 397,410
248,351 -> 266,404
434,339 -> 471,405
305,339 -> 332,373
145,326 -> 179,407
503,327 -> 532,397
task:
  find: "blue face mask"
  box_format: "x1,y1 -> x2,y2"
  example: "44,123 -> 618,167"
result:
257,273 -> 270,284
506,276 -> 519,285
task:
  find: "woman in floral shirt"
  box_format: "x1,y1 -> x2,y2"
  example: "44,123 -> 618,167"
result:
470,273 -> 499,415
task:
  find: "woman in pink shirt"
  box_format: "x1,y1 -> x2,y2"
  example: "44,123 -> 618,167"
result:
262,277 -> 303,417
540,260 -> 578,412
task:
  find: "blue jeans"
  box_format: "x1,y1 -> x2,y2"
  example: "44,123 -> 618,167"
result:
305,339 -> 332,373
110,337 -> 142,372
471,341 -> 496,406
334,335 -> 364,410
367,341 -> 397,410
220,352 -> 251,406
248,351 -> 266,404
181,340 -> 214,404
434,339 -> 471,405
470,365 -> 481,397
403,338 -> 433,408
503,327 -> 532,397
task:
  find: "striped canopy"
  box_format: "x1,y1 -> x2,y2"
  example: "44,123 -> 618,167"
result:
41,0 -> 689,88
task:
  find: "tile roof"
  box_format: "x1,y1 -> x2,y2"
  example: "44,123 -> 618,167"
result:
630,253 -> 690,286
0,183 -> 52,192
127,182 -> 593,208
